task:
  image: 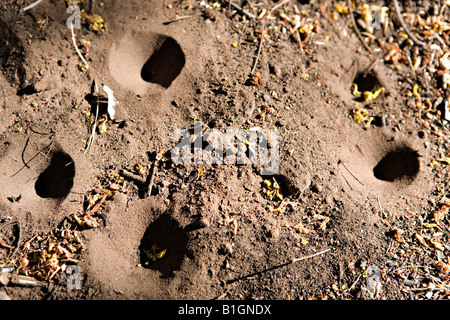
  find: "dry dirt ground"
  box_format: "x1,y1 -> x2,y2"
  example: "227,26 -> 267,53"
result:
1,0 -> 450,301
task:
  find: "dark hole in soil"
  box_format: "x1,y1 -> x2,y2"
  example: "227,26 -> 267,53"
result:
35,151 -> 75,199
263,174 -> 298,196
139,214 -> 189,278
373,147 -> 420,182
141,36 -> 185,88
85,93 -> 109,116
17,85 -> 38,96
352,71 -> 381,101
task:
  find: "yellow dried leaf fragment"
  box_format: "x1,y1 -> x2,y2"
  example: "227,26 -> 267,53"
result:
263,177 -> 284,201
352,83 -> 362,96
363,87 -> 385,101
352,108 -> 373,126
361,4 -> 372,22
98,120 -> 107,133
145,244 -> 167,262
135,164 -> 146,176
413,83 -> 420,98
437,157 -> 450,165
313,214 -> 330,230
155,248 -> 167,259
334,2 -> 349,14
80,10 -> 107,32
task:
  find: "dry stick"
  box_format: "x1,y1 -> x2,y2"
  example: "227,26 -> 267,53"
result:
11,138 -> 54,177
120,169 -> 146,185
228,0 -> 256,19
295,29 -> 304,54
341,172 -> 354,191
251,29 -> 264,74
143,156 -> 160,198
270,0 -> 290,12
393,0 -> 426,47
377,197 -> 385,217
347,0 -> 372,53
21,137 -> 31,169
163,15 -> 193,24
362,51 -> 383,78
226,248 -> 331,284
338,159 -> 364,186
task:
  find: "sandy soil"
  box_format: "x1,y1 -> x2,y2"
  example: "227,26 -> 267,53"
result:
1,0 -> 450,300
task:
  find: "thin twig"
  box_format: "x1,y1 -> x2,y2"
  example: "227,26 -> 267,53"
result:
163,15 -> 193,25
29,127 -> 55,136
295,29 -> 304,54
226,248 -> 331,284
21,137 -> 31,169
362,51 -> 383,78
11,138 -> 54,177
338,159 -> 364,186
120,169 -> 146,185
348,274 -> 362,291
347,0 -> 372,53
270,0 -> 290,12
143,153 -> 161,198
392,0 -> 426,47
228,0 -> 256,19
251,28 -> 264,74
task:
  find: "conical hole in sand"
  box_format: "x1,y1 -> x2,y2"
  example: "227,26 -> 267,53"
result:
139,214 -> 188,278
373,147 -> 420,182
141,36 -> 185,88
34,151 -> 75,199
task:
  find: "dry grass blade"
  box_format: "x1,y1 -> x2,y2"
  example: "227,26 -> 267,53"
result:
84,81 -> 99,154
393,0 -> 427,47
19,0 -> 44,13
226,248 -> 330,284
347,0 -> 372,53
70,22 -> 89,70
